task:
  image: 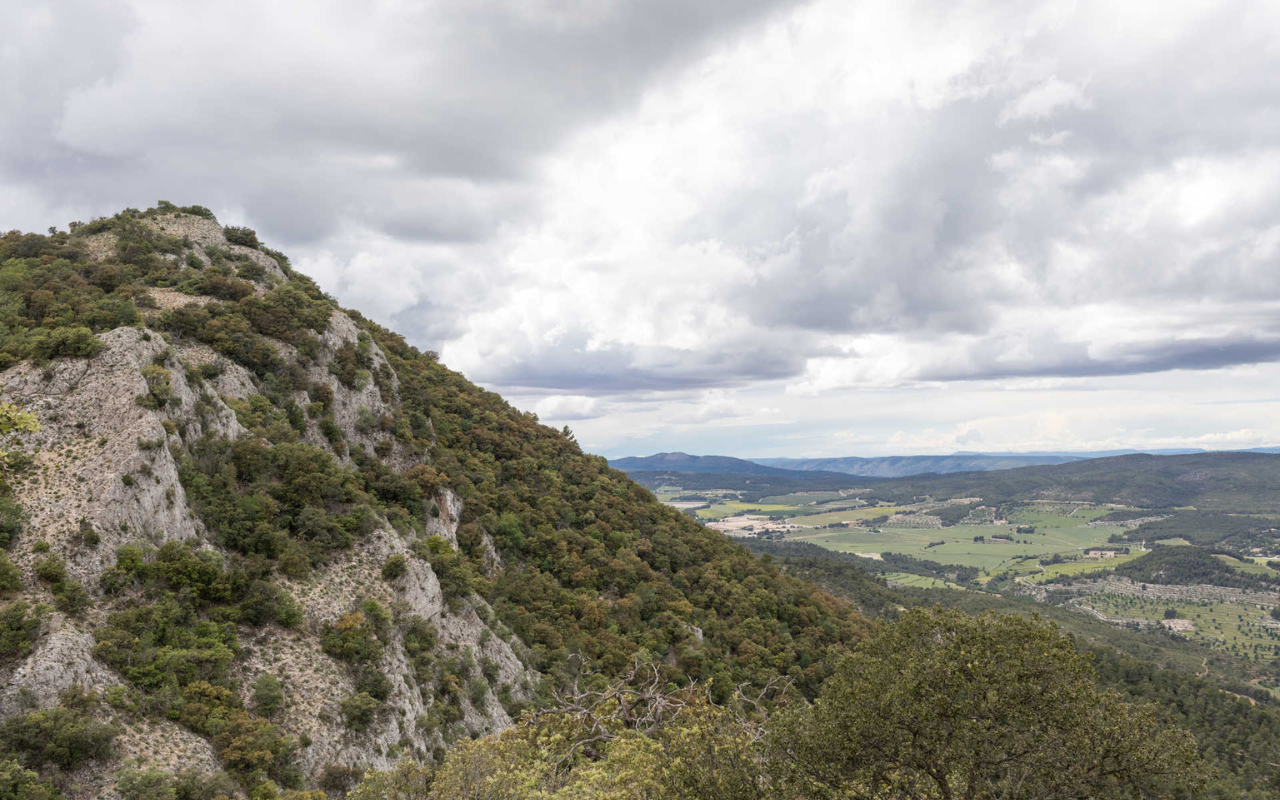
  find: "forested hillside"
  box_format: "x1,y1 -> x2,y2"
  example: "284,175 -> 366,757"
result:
0,206 -> 867,798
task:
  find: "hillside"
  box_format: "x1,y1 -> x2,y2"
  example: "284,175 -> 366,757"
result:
0,207 -> 868,798
858,451 -> 1280,511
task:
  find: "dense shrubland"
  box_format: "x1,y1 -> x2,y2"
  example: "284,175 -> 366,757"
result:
345,609 -> 1208,800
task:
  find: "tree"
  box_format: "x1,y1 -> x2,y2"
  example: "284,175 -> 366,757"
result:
768,607 -> 1208,800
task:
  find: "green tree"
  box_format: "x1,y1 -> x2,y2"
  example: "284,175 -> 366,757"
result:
768,607 -> 1208,800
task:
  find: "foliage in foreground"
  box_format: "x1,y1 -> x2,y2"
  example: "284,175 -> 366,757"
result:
347,608 -> 1207,800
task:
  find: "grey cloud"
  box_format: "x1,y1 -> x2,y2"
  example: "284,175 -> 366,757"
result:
699,3 -> 1280,349
922,335 -> 1280,383
469,330 -> 810,393
2,0 -> 802,244
9,0 -> 1280,411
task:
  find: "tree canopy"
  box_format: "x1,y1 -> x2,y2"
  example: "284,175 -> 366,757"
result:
769,607 -> 1208,800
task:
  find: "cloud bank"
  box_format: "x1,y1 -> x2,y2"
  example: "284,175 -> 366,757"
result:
5,0 -> 1280,455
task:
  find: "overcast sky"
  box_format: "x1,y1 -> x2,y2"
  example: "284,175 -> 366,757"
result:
6,0 -> 1280,458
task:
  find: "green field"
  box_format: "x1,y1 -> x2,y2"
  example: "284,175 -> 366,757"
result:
786,502 -> 1129,574
1023,553 -> 1143,583
757,491 -> 859,506
695,501 -> 806,520
1079,593 -> 1280,669
1004,504 -> 1116,528
1215,554 -> 1277,576
882,572 -> 968,590
794,505 -> 907,526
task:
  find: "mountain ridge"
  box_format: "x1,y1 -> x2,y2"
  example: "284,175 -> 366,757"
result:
614,447 -> 1280,480
0,206 -> 868,798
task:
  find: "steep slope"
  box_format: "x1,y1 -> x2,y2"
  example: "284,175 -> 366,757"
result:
0,206 -> 867,798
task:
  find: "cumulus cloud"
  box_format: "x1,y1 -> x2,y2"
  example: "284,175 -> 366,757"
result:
6,0 -> 1280,456
1,0 -> 799,238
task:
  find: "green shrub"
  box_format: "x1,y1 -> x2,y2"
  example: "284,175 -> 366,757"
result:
0,552 -> 21,592
27,326 -> 102,360
115,767 -> 177,800
0,601 -> 44,662
53,579 -> 90,617
0,498 -> 24,549
78,518 -> 100,546
411,537 -> 474,612
33,554 -> 66,584
321,612 -> 383,665
328,341 -> 372,390
276,541 -> 311,579
223,226 -> 261,249
468,677 -> 488,707
136,364 -> 175,409
355,668 -> 391,702
381,554 -> 407,581
252,674 -> 285,718
340,692 -> 380,731
0,758 -> 62,799
0,686 -> 118,771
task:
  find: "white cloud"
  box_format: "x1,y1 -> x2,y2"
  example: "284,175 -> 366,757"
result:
999,76 -> 1092,124
6,0 -> 1280,457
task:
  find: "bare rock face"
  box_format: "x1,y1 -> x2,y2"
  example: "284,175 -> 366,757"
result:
0,621 -> 118,716
0,326 -> 243,587
270,522 -> 528,779
425,489 -> 465,547
141,214 -> 288,281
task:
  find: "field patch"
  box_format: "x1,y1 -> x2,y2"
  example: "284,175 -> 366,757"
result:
1077,593 -> 1280,670
786,504 -> 1129,573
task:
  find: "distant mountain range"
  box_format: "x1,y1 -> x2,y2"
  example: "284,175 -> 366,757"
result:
611,448 -> 1280,480
753,454 -> 1080,477
609,451 -> 1079,479
609,452 -> 825,477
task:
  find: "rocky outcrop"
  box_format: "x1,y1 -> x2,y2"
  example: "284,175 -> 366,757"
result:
141,214 -> 288,281
0,326 -> 242,587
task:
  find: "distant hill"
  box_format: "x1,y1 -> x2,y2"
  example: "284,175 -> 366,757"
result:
612,451 -> 1084,479
625,470 -> 869,499
860,451 -> 1280,511
755,454 -> 1081,477
623,451 -> 1280,511
611,452 -> 817,477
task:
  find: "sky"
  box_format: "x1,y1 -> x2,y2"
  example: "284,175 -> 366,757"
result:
6,0 -> 1280,459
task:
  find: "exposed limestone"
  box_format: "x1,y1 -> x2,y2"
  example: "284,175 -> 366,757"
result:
140,213 -> 287,281
0,327 -> 243,587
